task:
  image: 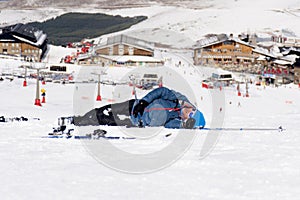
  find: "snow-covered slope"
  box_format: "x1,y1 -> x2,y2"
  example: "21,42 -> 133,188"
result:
1,1 -> 300,199
1,52 -> 300,199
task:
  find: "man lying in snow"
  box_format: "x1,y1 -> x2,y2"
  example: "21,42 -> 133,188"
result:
74,87 -> 205,129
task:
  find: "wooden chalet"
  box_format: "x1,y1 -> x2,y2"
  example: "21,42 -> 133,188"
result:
193,34 -> 256,66
0,23 -> 48,62
77,34 -> 161,66
94,34 -> 154,57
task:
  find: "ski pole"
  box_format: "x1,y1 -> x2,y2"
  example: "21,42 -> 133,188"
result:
200,126 -> 285,132
165,126 -> 285,137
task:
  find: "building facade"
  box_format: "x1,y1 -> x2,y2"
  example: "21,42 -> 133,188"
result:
194,34 -> 256,66
95,34 -> 154,57
0,23 -> 48,61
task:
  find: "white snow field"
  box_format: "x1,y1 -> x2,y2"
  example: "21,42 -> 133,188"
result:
1,51 -> 300,199
1,0 -> 300,199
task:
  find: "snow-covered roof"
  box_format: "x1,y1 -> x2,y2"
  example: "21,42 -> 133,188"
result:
13,34 -> 47,47
253,47 -> 277,58
96,34 -> 155,52
256,55 -> 266,61
273,59 -> 293,65
194,34 -> 228,48
0,23 -> 47,47
283,54 -> 299,62
194,34 -> 255,49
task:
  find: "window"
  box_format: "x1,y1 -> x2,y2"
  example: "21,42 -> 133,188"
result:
109,47 -> 113,55
223,41 -> 234,45
203,48 -> 211,52
118,45 -> 124,55
128,46 -> 134,55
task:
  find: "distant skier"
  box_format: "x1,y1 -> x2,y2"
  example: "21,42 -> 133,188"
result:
74,87 -> 206,129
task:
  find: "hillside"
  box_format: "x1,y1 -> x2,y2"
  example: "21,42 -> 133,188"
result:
27,13 -> 147,45
1,0 -> 300,49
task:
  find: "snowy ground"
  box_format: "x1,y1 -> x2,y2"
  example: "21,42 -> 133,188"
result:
1,51 -> 300,199
1,1 -> 300,199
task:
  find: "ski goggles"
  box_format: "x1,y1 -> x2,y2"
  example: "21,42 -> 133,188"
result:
188,110 -> 197,118
180,106 -> 196,120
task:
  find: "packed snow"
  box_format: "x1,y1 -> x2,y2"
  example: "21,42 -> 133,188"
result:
1,1 -> 300,199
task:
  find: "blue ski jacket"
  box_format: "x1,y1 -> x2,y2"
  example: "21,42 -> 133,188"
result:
130,87 -> 205,129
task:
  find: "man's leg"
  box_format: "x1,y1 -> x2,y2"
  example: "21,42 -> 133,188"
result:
95,104 -> 117,126
109,99 -> 135,126
74,100 -> 135,126
74,109 -> 102,126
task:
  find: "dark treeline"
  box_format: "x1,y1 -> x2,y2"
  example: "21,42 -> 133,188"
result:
28,12 -> 147,45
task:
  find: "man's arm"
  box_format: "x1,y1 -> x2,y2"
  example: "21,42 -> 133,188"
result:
142,87 -> 189,104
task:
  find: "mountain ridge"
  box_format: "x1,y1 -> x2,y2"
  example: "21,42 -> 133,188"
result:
1,0 -> 215,9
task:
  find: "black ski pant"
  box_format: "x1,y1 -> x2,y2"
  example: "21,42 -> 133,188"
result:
74,99 -> 135,126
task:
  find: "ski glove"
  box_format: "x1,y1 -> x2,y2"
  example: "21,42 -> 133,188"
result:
133,100 -> 149,118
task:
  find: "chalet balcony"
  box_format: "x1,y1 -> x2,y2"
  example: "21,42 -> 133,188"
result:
198,51 -> 256,59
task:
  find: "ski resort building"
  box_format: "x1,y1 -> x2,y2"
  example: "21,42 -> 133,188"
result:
0,23 -> 48,62
77,34 -> 163,66
193,34 -> 256,66
95,34 -> 154,57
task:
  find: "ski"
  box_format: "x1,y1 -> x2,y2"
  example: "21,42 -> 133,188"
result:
44,135 -> 135,140
73,135 -> 136,140
45,128 -> 136,140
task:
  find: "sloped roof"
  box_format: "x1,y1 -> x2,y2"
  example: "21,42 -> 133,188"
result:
273,59 -> 293,65
194,34 -> 228,48
96,34 -> 154,52
194,34 -> 255,49
0,23 -> 47,47
0,31 -> 17,42
252,48 -> 277,59
282,48 -> 300,56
